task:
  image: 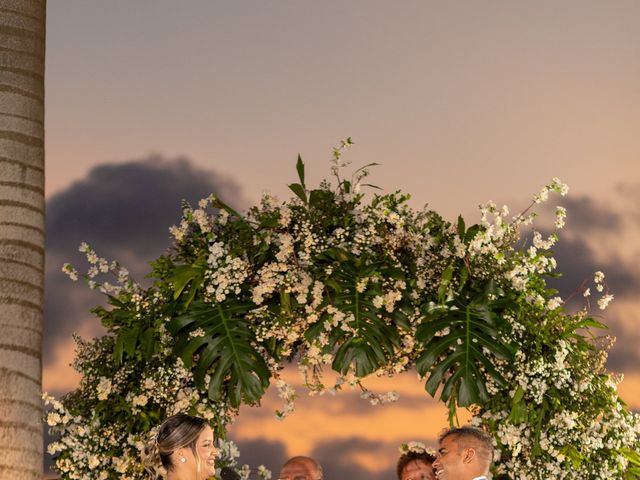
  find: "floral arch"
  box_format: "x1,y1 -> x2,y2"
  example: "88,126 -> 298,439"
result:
46,141 -> 639,479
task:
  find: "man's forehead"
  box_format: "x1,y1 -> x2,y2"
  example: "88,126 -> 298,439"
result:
280,462 -> 315,475
439,435 -> 459,451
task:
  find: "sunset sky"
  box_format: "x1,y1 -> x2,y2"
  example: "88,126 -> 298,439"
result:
44,2 -> 640,478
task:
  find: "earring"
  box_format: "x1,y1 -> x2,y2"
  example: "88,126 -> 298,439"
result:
180,456 -> 187,463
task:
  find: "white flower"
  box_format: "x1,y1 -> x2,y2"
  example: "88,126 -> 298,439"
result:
547,297 -> 563,310
554,206 -> 567,229
189,327 -> 206,338
372,296 -> 384,309
88,455 -> 100,469
551,177 -> 569,196
96,377 -> 112,400
132,394 -> 148,407
61,263 -> 78,281
597,294 -> 614,310
46,411 -> 61,426
257,465 -> 272,480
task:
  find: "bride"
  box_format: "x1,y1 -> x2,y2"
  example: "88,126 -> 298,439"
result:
143,414 -> 219,480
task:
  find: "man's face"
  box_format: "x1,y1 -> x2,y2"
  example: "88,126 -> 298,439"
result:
278,461 -> 320,480
401,459 -> 436,480
432,436 -> 467,480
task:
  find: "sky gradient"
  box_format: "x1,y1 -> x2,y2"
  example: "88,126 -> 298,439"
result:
44,2 -> 640,478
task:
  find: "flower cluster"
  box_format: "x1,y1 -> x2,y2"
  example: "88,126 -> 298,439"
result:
47,143 -> 639,479
216,439 -> 272,480
44,316 -> 234,478
399,440 -> 437,458
472,306 -> 640,479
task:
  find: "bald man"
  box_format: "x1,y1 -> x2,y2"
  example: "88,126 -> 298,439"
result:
278,456 -> 323,480
432,427 -> 493,480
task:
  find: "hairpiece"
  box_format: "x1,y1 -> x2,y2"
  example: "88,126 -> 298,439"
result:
399,441 -> 436,457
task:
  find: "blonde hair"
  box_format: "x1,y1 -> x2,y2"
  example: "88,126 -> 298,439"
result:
142,414 -> 208,476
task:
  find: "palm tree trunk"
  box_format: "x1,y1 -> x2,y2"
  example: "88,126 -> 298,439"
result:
0,1 -> 46,478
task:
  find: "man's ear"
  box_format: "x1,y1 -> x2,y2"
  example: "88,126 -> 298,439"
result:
462,447 -> 476,464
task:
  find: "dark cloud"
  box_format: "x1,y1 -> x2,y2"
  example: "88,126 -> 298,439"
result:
546,233 -> 640,299
606,332 -> 640,373
514,189 -> 640,373
311,437 -> 396,480
233,438 -> 288,478
44,427 -> 56,478
555,195 -> 623,232
47,155 -> 244,259
44,155 -> 246,365
544,232 -> 640,371
616,182 -> 640,226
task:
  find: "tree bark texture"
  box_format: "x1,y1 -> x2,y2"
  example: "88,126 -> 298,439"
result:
0,1 -> 45,479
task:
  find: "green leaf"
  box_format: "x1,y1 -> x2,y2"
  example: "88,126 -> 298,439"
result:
576,317 -> 609,330
620,448 -> 640,467
508,386 -> 528,424
296,155 -> 305,186
353,162 -> 380,176
457,215 -> 465,237
122,326 -> 139,358
113,334 -> 124,365
438,265 -> 454,303
315,248 -> 403,378
559,445 -> 584,469
140,327 -> 155,360
458,267 -> 469,292
464,225 -> 480,244
168,298 -> 271,408
288,183 -> 308,204
210,197 -> 244,220
171,264 -> 203,300
416,284 -> 516,411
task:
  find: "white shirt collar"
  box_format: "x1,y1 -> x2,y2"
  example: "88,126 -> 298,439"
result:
471,477 -> 487,480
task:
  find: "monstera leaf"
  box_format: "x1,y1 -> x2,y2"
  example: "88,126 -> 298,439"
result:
416,280 -> 516,409
309,248 -> 408,377
167,298 -> 270,408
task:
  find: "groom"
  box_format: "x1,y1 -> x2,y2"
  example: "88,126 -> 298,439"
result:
432,426 -> 493,480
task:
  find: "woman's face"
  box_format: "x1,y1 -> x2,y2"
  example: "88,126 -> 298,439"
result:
173,425 -> 218,479
192,425 -> 218,479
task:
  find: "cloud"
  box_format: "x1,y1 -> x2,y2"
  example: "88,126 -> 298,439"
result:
46,155 -> 244,261
541,232 -> 640,373
233,438 -> 287,477
44,155 -> 246,369
311,437 -> 395,480
535,190 -> 640,376
546,233 -> 640,299
556,195 -> 623,232
43,156 -> 247,474
608,334 -> 640,373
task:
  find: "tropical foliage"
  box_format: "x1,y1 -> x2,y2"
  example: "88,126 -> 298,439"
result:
46,140 -> 639,479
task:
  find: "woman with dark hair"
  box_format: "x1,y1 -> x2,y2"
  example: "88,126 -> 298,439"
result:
397,450 -> 436,480
142,413 -> 219,479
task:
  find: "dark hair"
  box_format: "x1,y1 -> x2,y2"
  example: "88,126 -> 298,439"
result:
396,451 -> 436,479
438,426 -> 494,463
142,414 -> 208,473
221,466 -> 243,480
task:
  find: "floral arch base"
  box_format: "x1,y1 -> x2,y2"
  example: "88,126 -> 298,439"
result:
46,142 -> 640,479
